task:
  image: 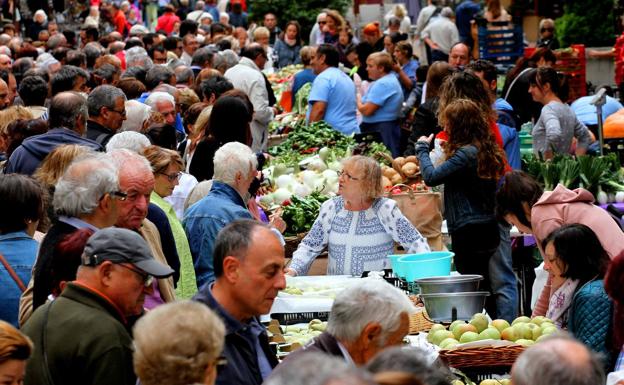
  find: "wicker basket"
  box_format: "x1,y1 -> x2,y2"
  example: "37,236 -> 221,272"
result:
409,310 -> 435,334
284,233 -> 306,258
438,345 -> 525,369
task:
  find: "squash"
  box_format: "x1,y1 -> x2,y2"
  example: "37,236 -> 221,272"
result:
604,109 -> 624,139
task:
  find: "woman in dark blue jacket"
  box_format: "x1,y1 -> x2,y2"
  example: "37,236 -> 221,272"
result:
415,98 -> 506,302
542,224 -> 614,369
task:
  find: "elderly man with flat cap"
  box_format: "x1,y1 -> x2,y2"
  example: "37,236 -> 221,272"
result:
22,227 -> 174,385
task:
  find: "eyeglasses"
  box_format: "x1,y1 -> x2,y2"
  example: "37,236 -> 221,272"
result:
338,170 -> 360,181
319,21 -> 326,25
117,263 -> 154,287
541,27 -> 554,33
109,107 -> 127,117
159,171 -> 182,182
111,191 -> 128,201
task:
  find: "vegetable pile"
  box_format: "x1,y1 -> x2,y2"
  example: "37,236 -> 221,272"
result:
281,192 -> 330,236
523,153 -> 624,204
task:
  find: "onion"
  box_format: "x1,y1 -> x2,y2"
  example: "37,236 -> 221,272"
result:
322,170 -> 338,180
273,188 -> 292,203
293,182 -> 312,197
616,191 -> 624,203
596,189 -> 608,205
307,158 -> 328,172
328,161 -> 342,172
258,194 -> 274,206
299,170 -> 319,189
276,174 -> 294,189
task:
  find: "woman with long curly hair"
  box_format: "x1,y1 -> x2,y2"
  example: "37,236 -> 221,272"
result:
415,98 -> 506,310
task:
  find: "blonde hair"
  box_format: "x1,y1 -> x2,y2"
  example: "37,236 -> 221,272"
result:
325,10 -> 345,32
392,4 -> 407,19
253,26 -> 270,41
0,320 -> 33,365
342,155 -> 383,200
142,145 -> 184,174
177,88 -> 200,111
368,52 -> 394,73
34,144 -> 93,187
0,106 -> 34,134
133,301 -> 225,385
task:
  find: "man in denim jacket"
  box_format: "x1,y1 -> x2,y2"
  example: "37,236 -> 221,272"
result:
184,142 -> 257,289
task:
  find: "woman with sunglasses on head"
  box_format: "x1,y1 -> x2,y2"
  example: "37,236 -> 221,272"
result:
286,155 -> 430,277
536,18 -> 559,50
142,145 -> 197,299
529,67 -> 593,160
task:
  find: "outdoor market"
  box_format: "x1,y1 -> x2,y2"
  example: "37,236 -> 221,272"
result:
0,0 -> 623,384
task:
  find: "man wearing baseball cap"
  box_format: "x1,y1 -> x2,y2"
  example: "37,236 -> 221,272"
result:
22,227 -> 174,385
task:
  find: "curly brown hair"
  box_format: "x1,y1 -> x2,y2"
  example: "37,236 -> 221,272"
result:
440,99 -> 506,180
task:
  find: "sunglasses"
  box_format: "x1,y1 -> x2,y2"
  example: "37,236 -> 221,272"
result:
319,21 -> 326,25
541,27 -> 554,33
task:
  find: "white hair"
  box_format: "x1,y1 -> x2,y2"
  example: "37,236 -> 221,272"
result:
120,100 -> 152,132
212,142 -> 257,186
109,148 -> 153,176
220,12 -> 229,22
106,131 -> 151,153
126,46 -> 153,70
145,91 -> 175,110
34,9 -> 48,24
53,153 -> 119,217
316,12 -> 327,22
326,279 -> 415,344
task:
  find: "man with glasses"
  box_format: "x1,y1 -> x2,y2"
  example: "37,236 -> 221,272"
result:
5,92 -> 103,175
22,153 -> 125,322
23,227 -> 174,385
309,12 -> 327,47
110,148 -> 178,307
87,85 -> 128,147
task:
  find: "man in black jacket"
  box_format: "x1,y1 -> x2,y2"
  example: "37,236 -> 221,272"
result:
193,219 -> 285,385
86,85 -> 128,146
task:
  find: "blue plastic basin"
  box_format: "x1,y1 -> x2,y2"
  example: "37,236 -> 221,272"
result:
387,254 -> 405,278
397,251 -> 454,282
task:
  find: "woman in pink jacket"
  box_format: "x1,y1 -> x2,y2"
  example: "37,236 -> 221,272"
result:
496,170 -> 624,316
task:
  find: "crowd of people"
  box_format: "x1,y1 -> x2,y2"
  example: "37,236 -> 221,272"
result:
0,0 -> 623,384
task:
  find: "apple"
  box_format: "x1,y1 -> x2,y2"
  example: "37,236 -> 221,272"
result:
432,330 -> 455,346
526,323 -> 541,340
459,331 -> 480,344
512,316 -> 531,325
470,313 -> 489,333
540,322 -> 555,331
513,323 -> 533,340
427,324 -> 447,343
440,338 -> 460,349
490,319 -> 511,333
479,327 -> 501,340
452,323 -> 478,340
541,326 -> 558,336
515,339 -> 535,347
501,326 -> 520,342
530,316 -> 552,326
449,320 -> 466,331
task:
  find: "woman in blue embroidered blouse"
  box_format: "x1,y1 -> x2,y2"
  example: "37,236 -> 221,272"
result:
286,155 -> 430,277
0,174 -> 45,327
